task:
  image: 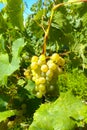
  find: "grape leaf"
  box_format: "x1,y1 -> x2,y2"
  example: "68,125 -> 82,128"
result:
0,38 -> 25,85
0,13 -> 7,33
7,0 -> 24,30
0,98 -> 7,111
0,110 -> 16,122
29,92 -> 87,130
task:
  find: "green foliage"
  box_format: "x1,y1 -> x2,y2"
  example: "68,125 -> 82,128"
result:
0,12 -> 7,33
6,0 -> 24,30
0,98 -> 7,111
0,110 -> 16,122
0,38 -> 25,85
0,0 -> 87,129
29,92 -> 87,130
58,69 -> 87,99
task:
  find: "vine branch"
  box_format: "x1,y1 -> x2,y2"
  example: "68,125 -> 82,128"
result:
42,0 -> 87,54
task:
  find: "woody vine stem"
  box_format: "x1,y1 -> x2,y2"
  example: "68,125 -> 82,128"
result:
42,0 -> 87,55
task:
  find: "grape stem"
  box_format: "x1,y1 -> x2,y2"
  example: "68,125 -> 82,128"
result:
42,0 -> 87,55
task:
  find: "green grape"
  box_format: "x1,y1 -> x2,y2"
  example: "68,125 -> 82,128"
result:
49,85 -> 55,91
39,84 -> 46,92
51,53 -> 60,63
47,60 -> 53,66
35,85 -> 39,91
38,54 -> 46,65
7,121 -> 14,129
57,57 -> 65,67
31,56 -> 38,62
24,69 -> 30,79
32,76 -> 36,81
41,72 -> 46,77
41,64 -> 48,72
46,69 -> 53,78
57,67 -> 63,74
39,77 -> 46,84
35,78 -> 40,85
39,54 -> 46,61
46,76 -> 52,81
48,62 -> 57,71
38,59 -> 46,66
31,62 -> 38,70
36,91 -> 43,98
31,70 -> 36,76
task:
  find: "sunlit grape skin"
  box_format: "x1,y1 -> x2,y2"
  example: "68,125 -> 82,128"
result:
46,69 -> 53,78
48,62 -> 57,71
31,62 -> 38,70
31,56 -> 38,62
39,84 -> 46,91
36,91 -> 43,98
58,57 -> 65,67
39,54 -> 46,61
39,77 -> 46,84
51,53 -> 60,63
41,64 -> 48,72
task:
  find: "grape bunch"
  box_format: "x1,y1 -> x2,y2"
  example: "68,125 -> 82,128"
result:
24,53 -> 65,98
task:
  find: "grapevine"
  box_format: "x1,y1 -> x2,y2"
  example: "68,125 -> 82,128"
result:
24,0 -> 87,99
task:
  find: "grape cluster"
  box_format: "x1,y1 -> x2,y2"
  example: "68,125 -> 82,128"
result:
24,53 -> 65,98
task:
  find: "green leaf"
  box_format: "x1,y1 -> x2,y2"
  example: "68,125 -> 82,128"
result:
29,92 -> 87,130
7,0 -> 24,30
24,80 -> 35,98
0,98 -> 7,111
0,110 -> 16,122
34,9 -> 46,21
0,35 -> 5,52
0,38 -> 25,85
0,13 -> 7,33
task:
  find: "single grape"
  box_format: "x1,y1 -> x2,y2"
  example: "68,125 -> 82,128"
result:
31,56 -> 38,62
32,76 -> 36,81
36,91 -> 43,98
35,78 -> 40,85
35,85 -> 39,91
39,54 -> 46,61
38,59 -> 46,66
31,70 -> 37,76
41,64 -> 48,72
46,69 -> 53,78
24,69 -> 30,79
48,62 -> 57,71
51,53 -> 60,63
47,60 -> 53,66
31,62 -> 38,70
49,85 -> 55,91
41,72 -> 46,77
46,76 -> 52,81
39,84 -> 46,92
39,77 -> 46,84
7,121 -> 14,128
57,57 -> 65,67
38,54 -> 46,65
